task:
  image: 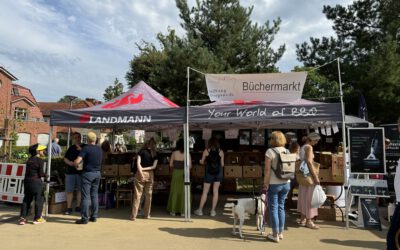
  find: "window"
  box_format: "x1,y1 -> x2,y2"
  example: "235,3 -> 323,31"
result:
0,79 -> 2,88
16,133 -> 31,146
14,107 -> 28,120
11,87 -> 19,95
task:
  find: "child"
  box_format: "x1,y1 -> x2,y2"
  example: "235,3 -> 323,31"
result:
19,144 -> 47,225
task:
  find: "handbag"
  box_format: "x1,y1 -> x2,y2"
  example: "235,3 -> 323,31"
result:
295,160 -> 320,186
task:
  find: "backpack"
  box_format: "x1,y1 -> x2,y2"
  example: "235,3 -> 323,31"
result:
271,148 -> 297,180
206,149 -> 221,175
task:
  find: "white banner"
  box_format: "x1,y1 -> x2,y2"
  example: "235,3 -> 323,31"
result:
205,72 -> 307,102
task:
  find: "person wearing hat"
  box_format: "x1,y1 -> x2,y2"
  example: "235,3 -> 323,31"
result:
19,144 -> 47,225
74,131 -> 102,224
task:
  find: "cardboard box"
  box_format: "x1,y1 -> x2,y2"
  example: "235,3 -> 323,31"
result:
155,164 -> 170,176
320,152 -> 332,169
101,164 -> 118,177
51,191 -> 66,204
242,165 -> 262,178
317,206 -> 337,221
49,202 -> 67,214
224,165 -> 243,178
191,165 -> 205,178
331,154 -> 344,183
118,164 -> 132,176
319,168 -> 333,182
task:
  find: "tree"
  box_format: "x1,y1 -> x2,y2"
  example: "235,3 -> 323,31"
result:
58,96 -> 82,103
296,0 -> 400,123
293,66 -> 340,102
103,78 -> 124,101
126,0 -> 285,106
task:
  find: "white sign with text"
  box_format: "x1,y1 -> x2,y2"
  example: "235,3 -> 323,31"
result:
205,72 -> 307,102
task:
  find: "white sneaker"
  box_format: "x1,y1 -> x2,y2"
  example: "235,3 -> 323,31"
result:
194,209 -> 203,216
210,210 -> 216,217
169,212 -> 176,216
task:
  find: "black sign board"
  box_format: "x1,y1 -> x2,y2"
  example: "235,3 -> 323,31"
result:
348,128 -> 386,174
360,198 -> 382,230
381,124 -> 400,172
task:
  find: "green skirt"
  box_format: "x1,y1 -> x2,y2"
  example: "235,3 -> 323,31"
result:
167,169 -> 187,214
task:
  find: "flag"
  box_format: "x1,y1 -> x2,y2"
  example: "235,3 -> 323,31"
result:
358,93 -> 368,120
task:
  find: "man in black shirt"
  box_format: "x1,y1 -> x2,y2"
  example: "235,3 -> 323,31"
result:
63,132 -> 85,215
74,131 -> 102,224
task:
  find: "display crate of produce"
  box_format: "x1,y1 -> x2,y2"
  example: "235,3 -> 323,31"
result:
331,154 -> 344,183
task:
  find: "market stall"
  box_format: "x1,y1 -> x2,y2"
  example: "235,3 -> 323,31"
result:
48,81 -> 185,214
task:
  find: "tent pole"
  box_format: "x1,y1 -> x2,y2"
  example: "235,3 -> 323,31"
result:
45,126 -> 53,216
337,58 -> 349,229
183,67 -> 191,222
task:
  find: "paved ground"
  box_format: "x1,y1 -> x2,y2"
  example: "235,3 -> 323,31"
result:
0,196 -> 388,250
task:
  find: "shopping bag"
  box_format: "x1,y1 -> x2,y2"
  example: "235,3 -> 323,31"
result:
311,185 -> 327,208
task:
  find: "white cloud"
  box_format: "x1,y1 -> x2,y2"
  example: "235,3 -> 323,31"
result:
0,0 -> 353,101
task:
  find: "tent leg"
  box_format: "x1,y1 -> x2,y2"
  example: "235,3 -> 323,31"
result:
183,123 -> 191,222
45,126 -> 53,216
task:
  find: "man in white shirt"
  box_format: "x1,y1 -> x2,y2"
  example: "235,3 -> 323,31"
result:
387,118 -> 400,250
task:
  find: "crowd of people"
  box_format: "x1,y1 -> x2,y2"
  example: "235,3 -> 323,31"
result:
17,127 -> 400,249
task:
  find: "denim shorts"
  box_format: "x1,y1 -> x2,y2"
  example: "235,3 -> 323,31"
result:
65,174 -> 82,192
204,168 -> 223,183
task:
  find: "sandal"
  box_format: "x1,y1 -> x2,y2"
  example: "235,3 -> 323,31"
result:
129,215 -> 136,221
305,222 -> 319,230
297,219 -> 306,226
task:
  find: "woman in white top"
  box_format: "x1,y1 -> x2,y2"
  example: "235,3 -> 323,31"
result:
297,132 -> 321,229
263,131 -> 291,243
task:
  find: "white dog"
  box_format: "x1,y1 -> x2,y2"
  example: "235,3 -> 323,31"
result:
224,194 -> 267,239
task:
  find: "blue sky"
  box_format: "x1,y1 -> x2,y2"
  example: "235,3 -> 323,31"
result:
0,0 -> 351,102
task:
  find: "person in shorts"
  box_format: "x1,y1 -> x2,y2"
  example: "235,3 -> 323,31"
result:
63,132 -> 85,215
194,137 -> 224,217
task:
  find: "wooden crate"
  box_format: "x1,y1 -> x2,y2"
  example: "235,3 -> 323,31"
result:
101,164 -> 118,177
191,165 -> 205,178
224,165 -> 243,178
155,164 -> 170,176
118,164 -> 132,176
242,165 -> 262,178
242,152 -> 263,165
225,152 -> 243,165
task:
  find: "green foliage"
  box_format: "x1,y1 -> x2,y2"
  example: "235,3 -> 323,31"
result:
126,0 -> 285,106
103,78 -> 125,101
296,0 -> 400,123
58,96 -> 82,103
294,66 -> 341,102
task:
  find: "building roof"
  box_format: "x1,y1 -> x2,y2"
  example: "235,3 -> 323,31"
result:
11,84 -> 38,104
38,101 -> 96,117
0,66 -> 18,81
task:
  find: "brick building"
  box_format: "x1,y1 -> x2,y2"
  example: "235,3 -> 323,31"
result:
0,66 -> 50,150
38,100 -> 97,144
